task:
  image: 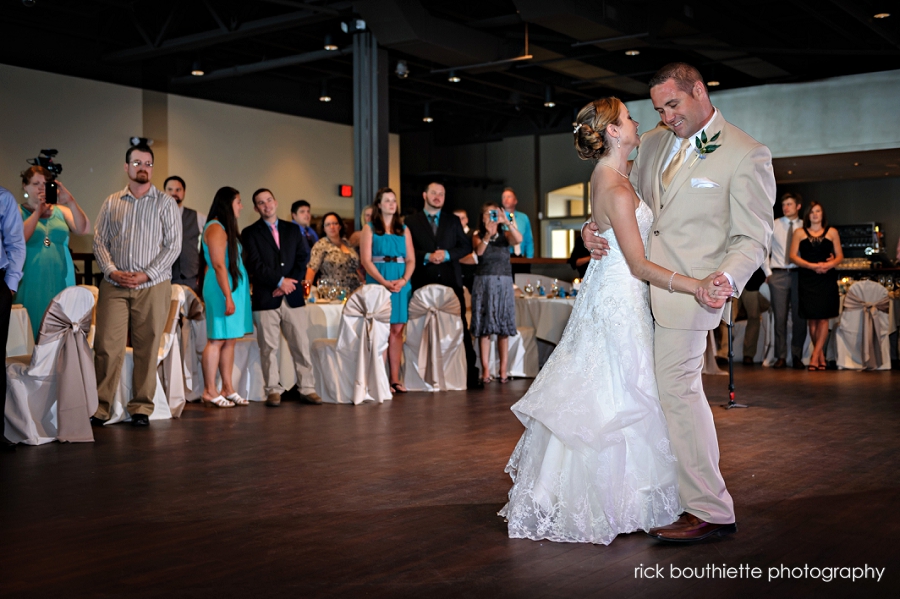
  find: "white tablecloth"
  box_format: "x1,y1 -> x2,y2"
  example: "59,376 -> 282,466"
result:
7,305 -> 34,358
277,302 -> 343,391
515,297 -> 576,345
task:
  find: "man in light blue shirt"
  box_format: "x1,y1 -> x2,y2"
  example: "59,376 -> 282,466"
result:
501,187 -> 534,258
1,185 -> 27,450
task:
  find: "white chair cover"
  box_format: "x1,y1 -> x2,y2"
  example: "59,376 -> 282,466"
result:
835,280 -> 891,370
5,286 -> 97,445
177,286 -> 206,401
76,284 -> 99,347
107,285 -> 184,424
311,285 -> 392,404
403,284 -> 466,391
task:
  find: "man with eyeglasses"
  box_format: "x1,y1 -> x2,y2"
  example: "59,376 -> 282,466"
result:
91,144 -> 181,427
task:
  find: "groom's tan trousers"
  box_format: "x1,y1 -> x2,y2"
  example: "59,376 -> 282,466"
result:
654,324 -> 735,524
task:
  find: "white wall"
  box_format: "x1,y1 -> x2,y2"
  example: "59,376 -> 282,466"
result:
0,63 -> 399,248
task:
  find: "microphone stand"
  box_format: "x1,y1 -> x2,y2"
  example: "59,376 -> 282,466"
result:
721,298 -> 747,409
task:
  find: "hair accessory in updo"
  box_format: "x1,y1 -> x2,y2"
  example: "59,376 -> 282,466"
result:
573,123 -> 583,134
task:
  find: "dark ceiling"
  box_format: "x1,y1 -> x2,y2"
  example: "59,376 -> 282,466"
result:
2,0 -> 898,145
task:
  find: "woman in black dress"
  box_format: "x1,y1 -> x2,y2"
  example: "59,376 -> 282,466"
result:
789,201 -> 843,370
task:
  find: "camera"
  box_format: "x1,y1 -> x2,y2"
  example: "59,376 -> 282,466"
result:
27,149 -> 62,204
489,210 -> 498,222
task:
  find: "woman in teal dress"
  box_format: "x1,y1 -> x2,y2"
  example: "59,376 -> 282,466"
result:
17,166 -> 91,338
199,187 -> 252,408
360,187 -> 415,393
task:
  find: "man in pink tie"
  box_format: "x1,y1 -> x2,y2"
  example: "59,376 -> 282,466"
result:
242,189 -> 321,406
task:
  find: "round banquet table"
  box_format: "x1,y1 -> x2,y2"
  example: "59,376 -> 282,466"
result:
6,305 -> 34,358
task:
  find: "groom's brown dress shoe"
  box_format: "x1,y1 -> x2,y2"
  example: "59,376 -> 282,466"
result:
647,513 -> 736,543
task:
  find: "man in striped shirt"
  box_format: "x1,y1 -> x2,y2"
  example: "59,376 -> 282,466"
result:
91,144 -> 181,427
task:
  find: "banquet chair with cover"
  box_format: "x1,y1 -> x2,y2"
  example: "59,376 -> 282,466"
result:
76,284 -> 99,347
403,284 -> 466,391
310,284 -> 392,404
835,280 -> 891,371
178,285 -> 206,401
4,286 -> 97,445
106,284 -> 184,424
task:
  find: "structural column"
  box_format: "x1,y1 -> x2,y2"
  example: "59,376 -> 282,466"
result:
353,31 -> 389,218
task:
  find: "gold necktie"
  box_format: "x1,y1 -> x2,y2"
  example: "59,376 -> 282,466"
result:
661,138 -> 691,191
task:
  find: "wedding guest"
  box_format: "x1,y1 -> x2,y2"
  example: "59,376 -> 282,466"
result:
291,199 -> 318,251
360,187 -> 414,393
92,144 -> 180,427
454,208 -> 477,292
243,189 -> 320,407
166,176 -> 206,295
500,187 -> 534,258
471,202 -> 522,383
17,166 -> 90,337
789,201 -> 843,371
1,185 -> 26,451
348,204 -> 374,249
567,235 -> 591,279
199,187 -> 252,408
764,192 -> 806,369
406,182 -> 481,388
305,212 -> 363,292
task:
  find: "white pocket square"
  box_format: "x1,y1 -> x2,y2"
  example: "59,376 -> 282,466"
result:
691,177 -> 721,188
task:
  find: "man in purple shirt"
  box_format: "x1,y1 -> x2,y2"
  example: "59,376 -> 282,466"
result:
0,185 -> 27,450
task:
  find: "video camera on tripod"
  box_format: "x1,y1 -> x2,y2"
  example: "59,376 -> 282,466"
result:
26,149 -> 63,204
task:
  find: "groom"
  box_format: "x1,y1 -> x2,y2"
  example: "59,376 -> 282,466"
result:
583,63 -> 775,542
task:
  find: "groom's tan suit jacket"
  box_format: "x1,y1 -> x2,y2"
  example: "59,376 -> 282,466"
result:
630,110 -> 776,330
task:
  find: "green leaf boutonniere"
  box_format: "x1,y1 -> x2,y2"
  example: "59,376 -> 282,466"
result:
690,130 -> 721,166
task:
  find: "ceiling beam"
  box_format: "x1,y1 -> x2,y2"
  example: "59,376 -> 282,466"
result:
103,5 -> 351,63
171,47 -> 352,85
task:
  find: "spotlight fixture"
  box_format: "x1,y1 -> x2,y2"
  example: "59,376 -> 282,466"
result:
543,85 -> 556,108
707,80 -> 720,87
190,61 -> 204,77
319,81 -> 331,103
423,102 -> 433,123
624,49 -> 640,56
395,60 -> 409,79
874,12 -> 890,18
129,137 -> 154,147
323,34 -> 338,51
448,71 -> 460,83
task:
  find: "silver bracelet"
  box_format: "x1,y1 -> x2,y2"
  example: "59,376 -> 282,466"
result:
668,271 -> 676,293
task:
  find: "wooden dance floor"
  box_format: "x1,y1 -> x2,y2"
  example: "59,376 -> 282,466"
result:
2,368 -> 898,598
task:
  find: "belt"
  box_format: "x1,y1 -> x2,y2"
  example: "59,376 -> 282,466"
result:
372,256 -> 403,263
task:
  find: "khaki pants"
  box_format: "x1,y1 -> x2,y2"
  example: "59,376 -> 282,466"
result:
94,280 -> 171,419
253,303 -> 315,395
654,324 -> 735,524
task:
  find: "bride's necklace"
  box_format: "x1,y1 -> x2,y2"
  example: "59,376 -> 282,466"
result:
599,162 -> 628,180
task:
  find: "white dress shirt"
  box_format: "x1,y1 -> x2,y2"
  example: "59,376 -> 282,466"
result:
765,216 -> 802,276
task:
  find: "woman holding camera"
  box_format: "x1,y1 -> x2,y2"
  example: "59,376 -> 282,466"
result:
17,166 -> 90,337
470,202 -> 521,383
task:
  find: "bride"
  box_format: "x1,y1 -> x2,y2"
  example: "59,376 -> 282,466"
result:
499,98 -> 730,545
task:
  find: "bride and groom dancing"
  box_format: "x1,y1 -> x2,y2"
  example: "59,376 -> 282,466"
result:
500,63 -> 776,545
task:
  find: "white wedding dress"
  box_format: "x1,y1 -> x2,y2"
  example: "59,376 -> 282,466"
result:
500,201 -> 681,545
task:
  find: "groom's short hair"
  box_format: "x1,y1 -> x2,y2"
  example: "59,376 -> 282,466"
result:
649,63 -> 705,95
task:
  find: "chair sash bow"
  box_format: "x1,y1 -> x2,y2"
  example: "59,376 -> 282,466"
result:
342,292 -> 392,403
843,293 -> 890,369
407,291 -> 461,388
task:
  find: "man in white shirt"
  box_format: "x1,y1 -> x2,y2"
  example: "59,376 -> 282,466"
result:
765,192 -> 806,368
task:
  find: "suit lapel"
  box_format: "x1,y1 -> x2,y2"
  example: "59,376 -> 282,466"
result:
660,111 -> 727,207
649,128 -> 673,214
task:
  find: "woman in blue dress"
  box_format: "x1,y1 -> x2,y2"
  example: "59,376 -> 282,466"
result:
200,187 -> 253,408
360,187 -> 415,393
17,166 -> 91,337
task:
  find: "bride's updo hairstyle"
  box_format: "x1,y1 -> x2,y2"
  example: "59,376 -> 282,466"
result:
573,97 -> 623,161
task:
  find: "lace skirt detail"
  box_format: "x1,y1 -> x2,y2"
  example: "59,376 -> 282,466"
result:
470,275 -> 517,337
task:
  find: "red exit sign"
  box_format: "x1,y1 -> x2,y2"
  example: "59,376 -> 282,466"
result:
338,185 -> 353,197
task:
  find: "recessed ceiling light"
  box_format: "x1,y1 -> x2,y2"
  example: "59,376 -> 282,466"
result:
190,61 -> 204,76
448,71 -> 461,83
625,50 -> 640,56
787,170 -> 793,175
707,80 -> 720,87
874,12 -> 890,19
854,162 -> 860,166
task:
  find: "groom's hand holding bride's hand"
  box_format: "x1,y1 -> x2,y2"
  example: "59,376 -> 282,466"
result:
695,272 -> 733,309
581,221 -> 609,259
